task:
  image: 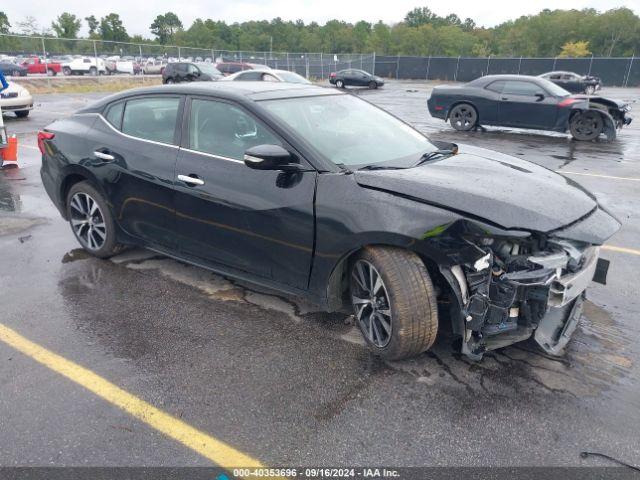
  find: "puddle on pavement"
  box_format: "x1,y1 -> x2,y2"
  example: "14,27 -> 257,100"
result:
96,249 -> 638,405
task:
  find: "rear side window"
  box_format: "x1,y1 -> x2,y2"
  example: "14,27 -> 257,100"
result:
122,97 -> 180,144
104,101 -> 124,129
236,71 -> 262,81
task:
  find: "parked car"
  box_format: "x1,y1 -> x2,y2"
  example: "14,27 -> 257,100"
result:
104,57 -> 138,75
222,69 -> 310,84
215,62 -> 269,76
162,62 -> 223,84
39,82 -> 618,361
0,81 -> 34,118
62,58 -> 107,76
0,61 -> 27,77
21,57 -> 61,76
539,71 -> 602,95
142,59 -> 167,75
428,74 -> 631,141
329,69 -> 384,89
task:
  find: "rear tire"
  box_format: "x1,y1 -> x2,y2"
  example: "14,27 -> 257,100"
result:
449,103 -> 478,131
89,67 -> 97,76
63,67 -> 71,76
164,77 -> 174,84
350,247 -> 438,360
66,181 -> 123,258
336,79 -> 344,88
368,80 -> 377,89
15,111 -> 30,118
570,111 -> 604,141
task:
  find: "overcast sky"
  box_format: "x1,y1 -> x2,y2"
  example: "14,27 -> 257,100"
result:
3,0 -> 639,37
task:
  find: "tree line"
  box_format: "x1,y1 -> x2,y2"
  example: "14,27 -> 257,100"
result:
0,7 -> 638,57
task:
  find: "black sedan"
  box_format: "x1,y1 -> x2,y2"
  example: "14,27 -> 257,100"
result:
428,74 -> 631,141
329,69 -> 384,89
0,61 -> 28,77
539,71 -> 601,95
39,82 -> 618,361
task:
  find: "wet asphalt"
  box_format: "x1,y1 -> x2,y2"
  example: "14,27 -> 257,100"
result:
1,81 -> 639,467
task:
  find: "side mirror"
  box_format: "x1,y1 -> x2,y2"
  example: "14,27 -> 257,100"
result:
535,93 -> 545,102
244,144 -> 299,171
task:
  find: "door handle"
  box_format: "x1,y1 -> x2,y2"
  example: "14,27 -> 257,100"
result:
501,97 -> 509,101
178,174 -> 205,186
93,150 -> 115,161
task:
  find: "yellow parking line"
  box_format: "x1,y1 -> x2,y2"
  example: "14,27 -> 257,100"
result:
559,171 -> 640,182
0,323 -> 265,472
603,245 -> 640,256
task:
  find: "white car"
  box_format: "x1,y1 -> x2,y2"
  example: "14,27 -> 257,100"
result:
0,82 -> 33,118
221,68 -> 310,84
62,58 -> 107,76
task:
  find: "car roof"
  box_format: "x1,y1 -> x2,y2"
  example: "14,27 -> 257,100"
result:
79,81 -> 342,112
540,71 -> 578,76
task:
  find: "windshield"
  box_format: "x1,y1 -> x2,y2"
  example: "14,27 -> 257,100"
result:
261,94 -> 437,168
277,71 -> 310,84
196,63 -> 222,76
538,77 -> 571,97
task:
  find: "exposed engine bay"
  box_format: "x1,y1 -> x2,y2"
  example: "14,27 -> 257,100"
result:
443,233 -> 609,360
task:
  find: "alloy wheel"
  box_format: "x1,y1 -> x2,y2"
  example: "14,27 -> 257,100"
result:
451,105 -> 477,130
69,192 -> 107,251
351,260 -> 393,348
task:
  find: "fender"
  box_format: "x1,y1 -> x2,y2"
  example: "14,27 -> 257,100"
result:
597,109 -> 617,142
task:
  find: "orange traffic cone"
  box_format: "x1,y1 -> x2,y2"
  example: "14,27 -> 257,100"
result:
1,135 -> 18,169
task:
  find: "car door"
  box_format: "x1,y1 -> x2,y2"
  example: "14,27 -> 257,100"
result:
497,80 -> 558,129
86,95 -> 183,249
173,96 -> 316,289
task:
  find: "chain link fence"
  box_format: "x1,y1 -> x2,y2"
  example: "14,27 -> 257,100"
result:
375,55 -> 639,87
0,34 -> 637,86
0,34 -> 374,81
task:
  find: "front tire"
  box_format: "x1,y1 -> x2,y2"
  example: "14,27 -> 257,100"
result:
449,103 -> 478,131
368,80 -> 377,89
164,77 -> 174,84
89,67 -> 97,76
350,247 -> 438,360
63,67 -> 72,76
570,111 -> 603,141
15,111 -> 30,118
66,181 -> 122,258
47,68 -> 56,76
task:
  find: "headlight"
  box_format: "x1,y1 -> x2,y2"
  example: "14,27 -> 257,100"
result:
19,89 -> 30,97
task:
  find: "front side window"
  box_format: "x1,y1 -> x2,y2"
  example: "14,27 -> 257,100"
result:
261,94 -> 437,168
189,99 -> 281,160
122,97 -> 180,144
502,81 -> 545,96
486,80 -> 506,93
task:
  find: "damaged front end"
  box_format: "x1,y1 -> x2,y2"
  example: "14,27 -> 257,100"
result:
435,220 -> 613,360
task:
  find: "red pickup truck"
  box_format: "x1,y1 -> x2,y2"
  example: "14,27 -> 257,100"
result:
21,57 -> 62,76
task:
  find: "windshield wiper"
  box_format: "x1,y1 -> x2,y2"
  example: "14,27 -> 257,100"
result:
358,164 -> 406,171
412,149 -> 455,168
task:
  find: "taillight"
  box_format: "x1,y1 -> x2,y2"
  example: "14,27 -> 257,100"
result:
330,72 -> 336,78
558,98 -> 580,107
37,131 -> 54,154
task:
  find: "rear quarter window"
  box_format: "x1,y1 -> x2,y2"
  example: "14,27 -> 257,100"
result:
104,101 -> 124,129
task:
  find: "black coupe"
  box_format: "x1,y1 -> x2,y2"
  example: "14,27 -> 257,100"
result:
0,61 -> 28,77
329,69 -> 384,89
428,74 -> 631,141
39,82 -> 618,361
539,71 -> 601,95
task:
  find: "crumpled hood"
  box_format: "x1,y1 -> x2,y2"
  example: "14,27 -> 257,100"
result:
354,144 -> 597,232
